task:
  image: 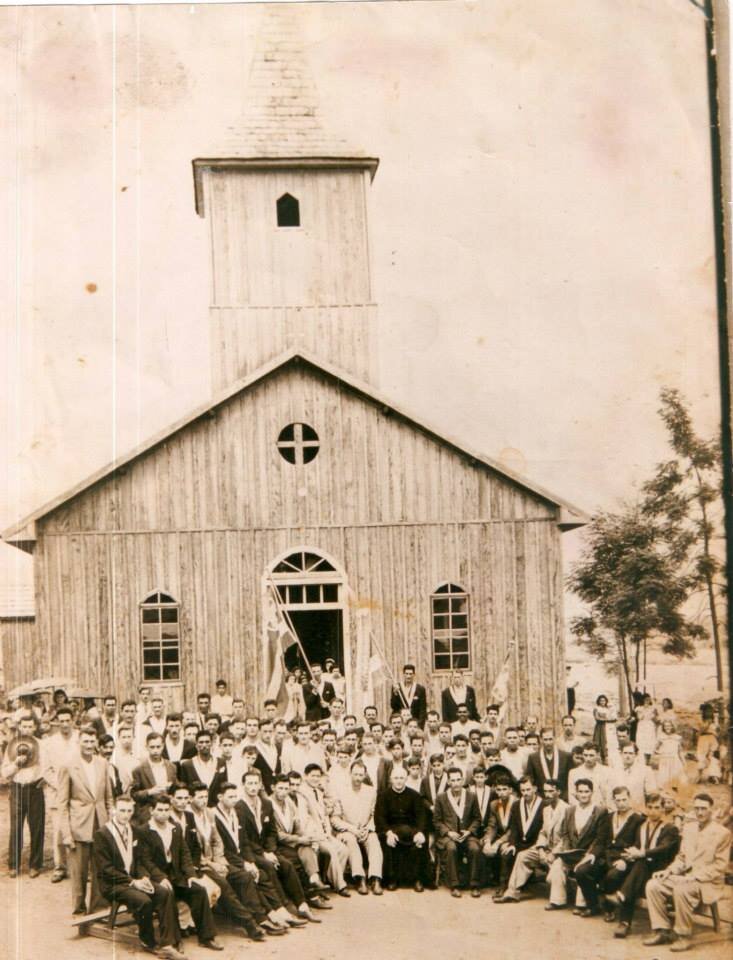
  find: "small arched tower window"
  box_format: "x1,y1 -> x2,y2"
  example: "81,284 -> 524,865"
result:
140,591 -> 181,682
276,193 -> 300,228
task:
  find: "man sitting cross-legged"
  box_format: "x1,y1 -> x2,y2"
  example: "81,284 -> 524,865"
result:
433,765 -> 482,898
139,793 -> 224,951
269,774 -> 332,909
643,792 -> 731,952
601,792 -> 679,939
498,777 -> 567,903
298,763 -> 352,896
492,776 -> 544,902
236,769 -> 316,924
375,767 -> 429,892
213,782 -> 291,935
545,777 -> 610,915
594,785 -> 644,921
329,759 -> 384,895
174,781 -> 271,942
92,794 -> 185,960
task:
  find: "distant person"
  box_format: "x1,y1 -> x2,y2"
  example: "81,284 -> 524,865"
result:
441,671 -> 479,723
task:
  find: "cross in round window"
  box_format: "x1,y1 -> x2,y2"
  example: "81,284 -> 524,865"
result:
277,423 -> 320,465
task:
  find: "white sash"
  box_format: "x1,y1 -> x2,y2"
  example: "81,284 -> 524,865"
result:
215,807 -> 240,847
520,797 -> 542,837
108,821 -> 134,873
474,786 -> 490,818
641,821 -> 661,852
447,789 -> 467,821
497,797 -> 515,830
539,749 -> 559,781
193,811 -> 213,847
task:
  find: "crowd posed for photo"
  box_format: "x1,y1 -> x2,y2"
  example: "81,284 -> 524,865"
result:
1,664 -> 731,959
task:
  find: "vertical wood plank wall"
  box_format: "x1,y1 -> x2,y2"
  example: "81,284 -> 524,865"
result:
5,363 -> 568,722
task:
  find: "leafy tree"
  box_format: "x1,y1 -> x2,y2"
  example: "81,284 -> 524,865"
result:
568,505 -> 706,708
640,388 -> 726,694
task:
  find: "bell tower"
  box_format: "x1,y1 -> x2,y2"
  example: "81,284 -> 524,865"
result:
193,9 -> 379,393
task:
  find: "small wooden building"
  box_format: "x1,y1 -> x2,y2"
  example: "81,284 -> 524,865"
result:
1,14 -> 586,721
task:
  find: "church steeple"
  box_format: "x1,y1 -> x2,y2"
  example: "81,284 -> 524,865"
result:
193,7 -> 379,394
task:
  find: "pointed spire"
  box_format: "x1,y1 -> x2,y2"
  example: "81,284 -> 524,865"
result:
219,6 -> 364,159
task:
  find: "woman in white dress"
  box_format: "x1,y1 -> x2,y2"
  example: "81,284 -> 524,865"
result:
634,694 -> 658,762
655,719 -> 687,787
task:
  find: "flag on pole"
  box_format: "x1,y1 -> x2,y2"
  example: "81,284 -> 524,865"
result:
490,648 -> 513,722
264,591 -> 298,712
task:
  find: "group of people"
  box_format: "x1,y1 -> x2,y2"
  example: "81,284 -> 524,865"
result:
2,665 -> 730,958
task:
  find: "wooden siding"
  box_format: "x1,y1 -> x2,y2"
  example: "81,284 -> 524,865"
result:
24,519 -> 565,724
1,619 -> 38,694
42,364 -> 557,536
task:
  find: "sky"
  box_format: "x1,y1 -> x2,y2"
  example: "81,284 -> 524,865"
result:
0,0 -> 723,595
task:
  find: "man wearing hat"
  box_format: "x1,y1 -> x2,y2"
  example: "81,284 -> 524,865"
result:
1,713 -> 45,878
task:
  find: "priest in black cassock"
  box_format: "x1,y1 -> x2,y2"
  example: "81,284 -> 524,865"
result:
374,767 -> 429,891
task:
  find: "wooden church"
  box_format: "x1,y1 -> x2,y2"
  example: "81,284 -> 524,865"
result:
1,14 -> 586,722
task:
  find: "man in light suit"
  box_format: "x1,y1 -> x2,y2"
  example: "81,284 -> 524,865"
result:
131,732 -> 177,824
644,793 -> 731,951
433,766 -> 482,897
57,726 -> 114,913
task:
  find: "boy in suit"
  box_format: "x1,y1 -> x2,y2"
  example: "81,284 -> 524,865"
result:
57,727 -> 114,914
433,766 -> 482,897
92,794 -> 184,960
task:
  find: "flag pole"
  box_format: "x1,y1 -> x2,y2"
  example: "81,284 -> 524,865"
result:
265,579 -> 315,678
366,625 -> 407,709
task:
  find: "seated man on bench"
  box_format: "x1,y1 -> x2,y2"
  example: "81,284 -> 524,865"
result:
644,792 -> 731,952
92,793 -> 185,960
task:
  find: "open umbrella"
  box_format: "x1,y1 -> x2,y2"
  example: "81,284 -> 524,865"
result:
8,676 -> 76,700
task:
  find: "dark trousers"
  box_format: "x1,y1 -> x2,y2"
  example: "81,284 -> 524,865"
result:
253,853 -> 303,908
8,781 -> 45,871
615,860 -> 653,924
173,882 -> 217,941
437,837 -> 482,889
224,868 -> 268,924
105,881 -> 180,949
574,858 -> 606,910
380,828 -> 429,886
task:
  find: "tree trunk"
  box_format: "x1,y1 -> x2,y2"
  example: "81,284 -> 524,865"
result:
634,641 -> 641,685
617,635 -> 634,711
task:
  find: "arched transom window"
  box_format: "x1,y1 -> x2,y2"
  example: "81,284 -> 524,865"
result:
431,582 -> 470,671
140,591 -> 181,681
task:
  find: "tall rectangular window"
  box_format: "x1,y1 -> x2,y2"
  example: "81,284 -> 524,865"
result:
141,592 -> 181,681
431,583 -> 470,671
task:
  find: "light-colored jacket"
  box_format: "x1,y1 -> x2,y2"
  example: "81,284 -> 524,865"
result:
667,820 -> 731,904
537,798 -> 568,850
57,756 -> 113,844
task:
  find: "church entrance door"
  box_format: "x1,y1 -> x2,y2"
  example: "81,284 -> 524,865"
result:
267,549 -> 349,689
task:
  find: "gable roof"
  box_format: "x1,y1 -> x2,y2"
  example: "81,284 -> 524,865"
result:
1,349 -> 588,549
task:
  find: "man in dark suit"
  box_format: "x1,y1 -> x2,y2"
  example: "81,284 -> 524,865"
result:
420,754 -> 448,825
236,769 -> 314,924
440,671 -> 480,723
470,765 -> 493,839
525,728 -> 572,798
254,720 -> 281,795
178,730 -> 227,806
92,794 -> 184,960
593,785 -> 645,916
546,778 -> 611,914
482,777 -> 516,887
303,664 -> 336,722
130,733 -> 177,825
433,766 -> 482,897
161,714 -> 196,774
494,776 -> 545,901
603,792 -> 680,938
390,664 -> 427,727
139,793 -> 223,950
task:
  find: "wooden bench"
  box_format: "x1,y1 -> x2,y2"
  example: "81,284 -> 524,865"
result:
71,902 -> 138,944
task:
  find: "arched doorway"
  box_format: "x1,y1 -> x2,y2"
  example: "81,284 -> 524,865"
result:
265,548 -> 348,678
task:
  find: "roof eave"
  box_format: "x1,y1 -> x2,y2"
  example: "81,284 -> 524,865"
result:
192,156 -> 380,217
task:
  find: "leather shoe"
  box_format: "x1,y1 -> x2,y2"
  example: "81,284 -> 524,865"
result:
386,881 -> 398,891
613,923 -> 630,939
309,897 -> 332,910
545,903 -> 564,911
51,869 -> 66,883
357,878 -> 369,895
285,915 -> 308,927
451,888 -> 462,898
155,947 -> 187,960
8,870 -> 17,879
670,940 -> 693,953
199,939 -> 224,951
643,931 -> 675,946
371,879 -> 383,896
29,869 -> 40,878
414,881 -> 424,893
470,889 -> 481,899
246,925 -> 266,942
497,894 -> 519,903
337,887 -> 351,898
